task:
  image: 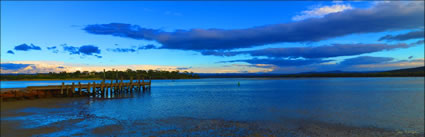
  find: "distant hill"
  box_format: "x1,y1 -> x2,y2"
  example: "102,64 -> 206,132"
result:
282,66 -> 424,77
385,66 -> 425,73
296,70 -> 379,74
199,66 -> 425,78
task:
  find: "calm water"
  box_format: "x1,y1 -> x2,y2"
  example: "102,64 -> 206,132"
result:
1,77 -> 424,136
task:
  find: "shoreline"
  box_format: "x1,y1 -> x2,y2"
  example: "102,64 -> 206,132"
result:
1,76 -> 424,81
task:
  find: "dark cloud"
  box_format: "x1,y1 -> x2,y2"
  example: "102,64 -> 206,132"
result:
219,56 -> 399,70
379,30 -> 424,41
408,56 -> 414,59
14,44 -> 42,51
220,58 -> 333,67
107,48 -> 136,53
1,63 -> 32,70
63,46 -> 79,54
47,46 -> 57,50
412,40 -> 424,45
63,45 -> 101,57
201,50 -> 239,57
107,44 -> 157,52
94,55 -> 102,58
57,66 -> 65,69
339,56 -> 394,65
47,46 -> 59,53
7,50 -> 14,54
202,42 -> 417,58
84,23 -> 159,40
138,44 -> 157,50
84,2 -> 424,51
231,64 -> 275,69
79,45 -> 101,55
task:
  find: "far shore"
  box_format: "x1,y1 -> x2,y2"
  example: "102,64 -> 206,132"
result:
1,75 -> 424,82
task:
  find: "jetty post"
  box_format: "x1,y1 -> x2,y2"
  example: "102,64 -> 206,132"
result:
110,79 -> 113,97
142,77 -> 145,91
138,75 -> 141,92
92,82 -> 96,97
66,85 -> 69,96
101,81 -> 105,98
130,76 -> 133,92
78,82 -> 82,96
87,82 -> 91,97
71,82 -> 75,97
61,82 -> 64,96
118,76 -> 124,94
115,70 -> 119,83
149,76 -> 152,90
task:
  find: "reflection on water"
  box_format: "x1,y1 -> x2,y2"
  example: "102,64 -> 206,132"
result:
1,77 -> 424,136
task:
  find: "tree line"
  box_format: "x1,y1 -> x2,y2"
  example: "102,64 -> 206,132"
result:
0,69 -> 200,80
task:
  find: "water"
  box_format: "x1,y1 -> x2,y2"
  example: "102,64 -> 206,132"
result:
1,77 -> 424,136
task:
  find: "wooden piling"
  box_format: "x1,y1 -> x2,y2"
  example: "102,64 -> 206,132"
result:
127,83 -> 129,93
66,85 -> 69,96
87,82 -> 91,97
71,82 -> 75,96
93,82 -> 96,97
115,70 -> 119,83
101,81 -> 105,98
105,84 -> 109,98
137,76 -> 141,92
78,82 -> 82,96
61,82 -> 64,95
130,77 -> 133,92
120,77 -> 124,93
110,80 -> 113,97
142,77 -> 145,91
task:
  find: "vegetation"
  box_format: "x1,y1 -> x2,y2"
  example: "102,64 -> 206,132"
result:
0,69 -> 199,80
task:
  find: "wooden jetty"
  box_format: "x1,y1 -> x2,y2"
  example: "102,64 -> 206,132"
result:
0,77 -> 152,101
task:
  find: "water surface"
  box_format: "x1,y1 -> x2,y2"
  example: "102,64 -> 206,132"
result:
1,77 -> 424,136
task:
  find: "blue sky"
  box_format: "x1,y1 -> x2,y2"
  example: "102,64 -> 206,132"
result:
1,1 -> 424,74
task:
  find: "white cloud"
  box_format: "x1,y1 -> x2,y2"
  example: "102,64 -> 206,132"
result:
0,61 -> 181,74
0,61 -> 273,74
292,4 -> 353,21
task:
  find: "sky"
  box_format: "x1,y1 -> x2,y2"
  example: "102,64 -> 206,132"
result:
1,1 -> 424,74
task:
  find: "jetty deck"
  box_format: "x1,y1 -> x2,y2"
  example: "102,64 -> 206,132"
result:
1,77 -> 152,101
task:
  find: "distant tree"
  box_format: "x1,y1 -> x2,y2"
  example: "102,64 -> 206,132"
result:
0,69 -> 201,80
